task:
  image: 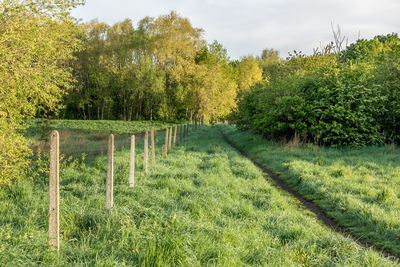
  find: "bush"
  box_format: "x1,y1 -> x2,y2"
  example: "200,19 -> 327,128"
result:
235,34 -> 400,146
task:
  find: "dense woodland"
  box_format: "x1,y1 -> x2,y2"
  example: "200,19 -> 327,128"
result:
0,0 -> 399,185
61,14 -> 264,121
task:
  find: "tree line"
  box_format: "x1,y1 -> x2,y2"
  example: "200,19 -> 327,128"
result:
61,13 -> 263,122
0,0 -> 263,185
235,33 -> 400,146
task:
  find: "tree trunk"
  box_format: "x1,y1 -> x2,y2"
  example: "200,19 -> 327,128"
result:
123,96 -> 127,121
128,103 -> 133,121
88,104 -> 91,120
101,101 -> 104,120
97,102 -> 100,120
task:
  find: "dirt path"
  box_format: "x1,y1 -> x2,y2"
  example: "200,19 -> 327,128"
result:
218,129 -> 400,263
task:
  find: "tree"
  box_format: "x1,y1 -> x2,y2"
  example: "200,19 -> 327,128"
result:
66,19 -> 111,120
0,0 -> 82,185
194,41 -> 238,121
236,56 -> 263,95
258,48 -> 281,81
145,11 -> 206,119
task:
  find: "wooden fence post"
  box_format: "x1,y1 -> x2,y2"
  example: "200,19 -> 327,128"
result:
151,129 -> 156,165
168,127 -> 172,150
164,128 -> 168,158
106,134 -> 114,210
173,125 -> 177,148
129,135 -> 135,188
144,130 -> 148,174
49,130 -> 59,250
179,125 -> 182,144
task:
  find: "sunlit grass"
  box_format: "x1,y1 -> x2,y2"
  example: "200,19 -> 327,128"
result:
218,124 -> 400,256
0,125 -> 396,265
23,119 -> 175,159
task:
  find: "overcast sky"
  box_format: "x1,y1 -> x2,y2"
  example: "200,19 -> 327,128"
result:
71,0 -> 400,60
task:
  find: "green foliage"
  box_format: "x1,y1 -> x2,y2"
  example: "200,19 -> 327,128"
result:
0,125 -> 396,265
236,34 -> 400,146
236,56 -> 263,95
66,12 -> 238,122
0,0 -> 82,185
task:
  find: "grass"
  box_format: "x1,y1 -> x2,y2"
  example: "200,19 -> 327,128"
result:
0,124 -> 397,265
218,124 -> 400,257
23,119 -> 175,159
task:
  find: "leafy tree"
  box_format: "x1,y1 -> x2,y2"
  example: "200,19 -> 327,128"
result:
0,0 -> 82,185
145,11 -> 206,120
236,56 -> 263,95
258,48 -> 282,82
66,19 -> 111,120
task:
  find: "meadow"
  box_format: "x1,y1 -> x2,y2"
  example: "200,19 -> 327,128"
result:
218,124 -> 400,257
23,119 -> 175,159
0,122 -> 397,265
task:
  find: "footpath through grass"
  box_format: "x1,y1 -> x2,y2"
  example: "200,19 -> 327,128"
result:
0,125 -> 397,265
218,124 -> 400,257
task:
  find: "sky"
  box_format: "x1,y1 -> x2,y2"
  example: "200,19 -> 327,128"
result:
71,0 -> 400,60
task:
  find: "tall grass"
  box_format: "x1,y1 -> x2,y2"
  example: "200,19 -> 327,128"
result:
0,125 -> 396,265
218,124 -> 400,256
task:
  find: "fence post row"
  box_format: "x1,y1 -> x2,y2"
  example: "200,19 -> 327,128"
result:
106,134 -> 114,210
151,129 -> 156,165
168,127 -> 172,150
179,125 -> 182,144
49,130 -> 59,251
144,130 -> 148,175
129,135 -> 135,188
164,128 -> 168,158
173,125 -> 177,148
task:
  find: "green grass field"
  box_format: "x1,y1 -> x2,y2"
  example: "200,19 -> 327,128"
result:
218,124 -> 400,257
24,119 -> 175,159
0,123 -> 397,265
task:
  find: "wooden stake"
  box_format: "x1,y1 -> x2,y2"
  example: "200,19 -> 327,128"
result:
168,127 -> 172,150
144,130 -> 148,174
151,129 -> 155,165
173,125 -> 177,148
49,130 -> 59,250
179,125 -> 182,145
106,134 -> 114,210
184,124 -> 187,138
129,135 -> 135,188
164,128 -> 168,158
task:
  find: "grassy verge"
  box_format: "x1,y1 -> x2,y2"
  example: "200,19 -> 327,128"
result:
0,126 -> 396,265
218,124 -> 400,256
